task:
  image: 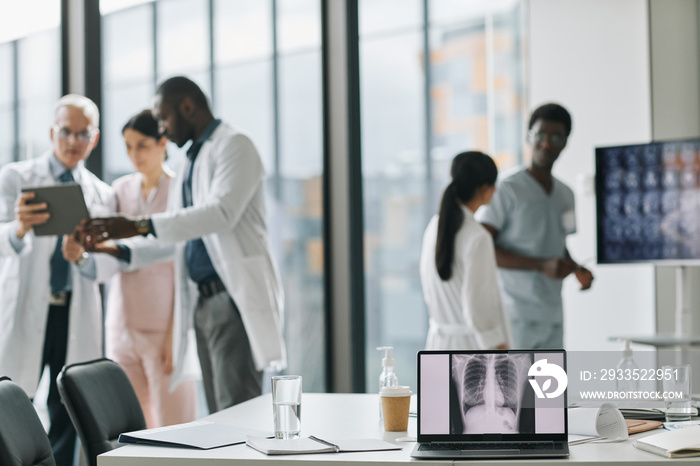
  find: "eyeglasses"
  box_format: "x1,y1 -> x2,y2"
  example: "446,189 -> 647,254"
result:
527,130 -> 566,148
53,126 -> 96,143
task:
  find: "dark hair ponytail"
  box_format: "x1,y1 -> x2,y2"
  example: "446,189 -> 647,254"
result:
435,151 -> 497,280
122,109 -> 168,160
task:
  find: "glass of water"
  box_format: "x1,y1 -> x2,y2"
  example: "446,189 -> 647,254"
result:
272,375 -> 302,439
662,364 -> 692,422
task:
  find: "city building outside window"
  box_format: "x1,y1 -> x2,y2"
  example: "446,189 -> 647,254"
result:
359,0 -> 529,392
100,0 -> 327,393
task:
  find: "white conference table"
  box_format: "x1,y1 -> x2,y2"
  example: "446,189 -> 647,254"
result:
99,393 -> 697,465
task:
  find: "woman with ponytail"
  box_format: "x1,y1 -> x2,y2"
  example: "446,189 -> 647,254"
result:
94,110 -> 196,427
419,151 -> 510,350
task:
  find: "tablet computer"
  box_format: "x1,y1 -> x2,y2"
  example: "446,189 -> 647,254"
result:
21,183 -> 90,236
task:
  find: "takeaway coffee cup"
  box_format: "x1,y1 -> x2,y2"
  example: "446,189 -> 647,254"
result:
380,385 -> 412,431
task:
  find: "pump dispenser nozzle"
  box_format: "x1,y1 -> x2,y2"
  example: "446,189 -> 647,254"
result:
619,338 -> 632,358
377,346 -> 395,370
377,346 -> 399,421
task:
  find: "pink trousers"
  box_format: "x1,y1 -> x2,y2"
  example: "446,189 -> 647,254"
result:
107,327 -> 197,428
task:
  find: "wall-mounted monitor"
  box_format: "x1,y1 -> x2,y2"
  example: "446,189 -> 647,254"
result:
596,139 -> 700,264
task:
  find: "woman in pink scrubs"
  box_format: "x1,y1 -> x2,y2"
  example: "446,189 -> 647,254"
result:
104,110 -> 196,427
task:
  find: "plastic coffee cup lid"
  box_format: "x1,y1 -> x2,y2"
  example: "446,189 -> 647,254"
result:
380,385 -> 412,396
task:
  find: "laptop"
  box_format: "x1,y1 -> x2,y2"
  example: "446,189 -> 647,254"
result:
411,349 -> 569,459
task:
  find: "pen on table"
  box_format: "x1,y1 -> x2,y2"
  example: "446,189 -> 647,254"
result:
309,435 -> 340,452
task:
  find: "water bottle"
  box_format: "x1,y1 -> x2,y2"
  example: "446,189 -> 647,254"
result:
616,338 -> 639,395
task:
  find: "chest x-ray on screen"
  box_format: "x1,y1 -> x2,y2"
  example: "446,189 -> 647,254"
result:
450,353 -> 533,434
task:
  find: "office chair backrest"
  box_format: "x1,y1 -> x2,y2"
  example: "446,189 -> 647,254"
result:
57,359 -> 146,466
0,376 -> 56,466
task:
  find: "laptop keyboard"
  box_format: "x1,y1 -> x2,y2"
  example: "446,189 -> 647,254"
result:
420,441 -> 556,451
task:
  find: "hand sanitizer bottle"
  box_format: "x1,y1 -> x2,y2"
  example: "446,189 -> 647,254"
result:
377,346 -> 399,421
616,338 -> 639,395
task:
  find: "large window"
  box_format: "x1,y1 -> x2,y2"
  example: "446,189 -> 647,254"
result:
359,0 -> 529,392
0,0 -> 528,396
102,1 -> 156,179
275,0 -> 324,387
0,43 -> 15,167
100,0 -> 326,392
0,1 -> 61,166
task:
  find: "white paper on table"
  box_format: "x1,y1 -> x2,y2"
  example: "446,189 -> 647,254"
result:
568,403 -> 628,443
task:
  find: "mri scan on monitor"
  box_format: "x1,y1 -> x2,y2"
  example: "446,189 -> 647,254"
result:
596,139 -> 700,263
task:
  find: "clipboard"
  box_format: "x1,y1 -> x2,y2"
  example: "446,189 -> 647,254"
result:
21,183 -> 90,236
118,421 -> 263,449
626,419 -> 663,434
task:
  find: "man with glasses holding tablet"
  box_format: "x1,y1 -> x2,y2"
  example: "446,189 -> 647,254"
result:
476,103 -> 594,349
0,94 -> 115,466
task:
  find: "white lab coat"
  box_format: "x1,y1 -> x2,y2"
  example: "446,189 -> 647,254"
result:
126,122 -> 286,388
0,152 -> 116,396
419,206 -> 511,350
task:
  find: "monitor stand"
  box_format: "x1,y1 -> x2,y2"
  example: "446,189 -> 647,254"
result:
611,265 -> 698,365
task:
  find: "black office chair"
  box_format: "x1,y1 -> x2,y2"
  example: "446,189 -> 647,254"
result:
57,358 -> 146,466
0,376 -> 56,466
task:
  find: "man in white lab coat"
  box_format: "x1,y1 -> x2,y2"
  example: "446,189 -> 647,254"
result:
0,95 -> 115,466
83,76 -> 286,414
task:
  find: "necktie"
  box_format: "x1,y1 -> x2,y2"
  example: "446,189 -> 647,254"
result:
182,141 -> 202,208
49,170 -> 74,295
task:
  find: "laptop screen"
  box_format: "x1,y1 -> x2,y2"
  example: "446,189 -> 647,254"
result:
417,350 -> 568,442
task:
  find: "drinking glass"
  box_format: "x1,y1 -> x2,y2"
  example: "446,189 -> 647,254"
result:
662,364 -> 692,422
271,375 -> 302,439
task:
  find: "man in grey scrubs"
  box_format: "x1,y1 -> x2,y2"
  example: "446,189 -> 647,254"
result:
476,103 -> 594,349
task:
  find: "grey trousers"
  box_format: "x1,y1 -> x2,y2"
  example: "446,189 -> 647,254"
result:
194,291 -> 262,413
509,318 -> 564,349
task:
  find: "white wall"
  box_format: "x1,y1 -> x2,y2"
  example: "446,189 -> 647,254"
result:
648,0 -> 700,141
649,0 -> 700,341
648,0 -> 700,387
529,0 -> 655,351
